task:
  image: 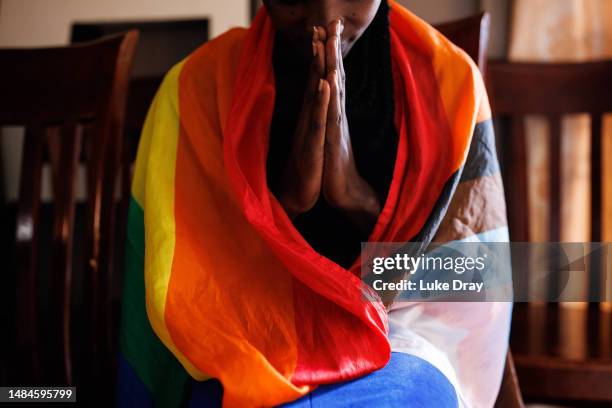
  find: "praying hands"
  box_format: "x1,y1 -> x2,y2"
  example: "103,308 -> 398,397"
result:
276,18 -> 382,234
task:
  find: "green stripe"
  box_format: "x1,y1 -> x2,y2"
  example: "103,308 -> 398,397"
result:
120,196 -> 191,407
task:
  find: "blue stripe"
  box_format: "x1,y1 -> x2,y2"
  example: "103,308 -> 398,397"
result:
189,379 -> 223,408
116,352 -> 153,408
456,226 -> 509,243
460,119 -> 500,182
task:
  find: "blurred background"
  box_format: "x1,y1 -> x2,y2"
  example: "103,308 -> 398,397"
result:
0,0 -> 610,407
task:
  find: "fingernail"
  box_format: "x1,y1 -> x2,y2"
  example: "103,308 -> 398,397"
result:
313,26 -> 318,42
312,41 -> 317,57
338,21 -> 344,34
318,79 -> 324,93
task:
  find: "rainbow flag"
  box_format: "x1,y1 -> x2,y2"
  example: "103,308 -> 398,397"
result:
118,1 -> 507,406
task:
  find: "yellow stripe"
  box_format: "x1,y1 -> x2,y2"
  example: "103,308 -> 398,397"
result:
131,60 -> 208,381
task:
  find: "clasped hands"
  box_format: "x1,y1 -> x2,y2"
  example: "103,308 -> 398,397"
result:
276,19 -> 382,233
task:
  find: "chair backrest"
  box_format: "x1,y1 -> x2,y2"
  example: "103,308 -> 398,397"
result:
436,12 -> 491,74
487,60 -> 612,403
0,31 -> 138,386
70,21 -> 209,294
487,60 -> 612,243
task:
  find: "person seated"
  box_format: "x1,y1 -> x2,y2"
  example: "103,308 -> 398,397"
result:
118,0 -> 511,406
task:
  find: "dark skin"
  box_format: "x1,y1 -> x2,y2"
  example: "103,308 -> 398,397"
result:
263,0 -> 383,234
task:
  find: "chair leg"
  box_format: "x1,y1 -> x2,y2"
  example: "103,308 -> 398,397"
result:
495,351 -> 524,408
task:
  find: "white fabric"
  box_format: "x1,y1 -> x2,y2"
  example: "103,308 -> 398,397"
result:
389,227 -> 512,408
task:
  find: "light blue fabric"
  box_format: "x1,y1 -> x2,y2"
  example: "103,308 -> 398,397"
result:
189,352 -> 458,408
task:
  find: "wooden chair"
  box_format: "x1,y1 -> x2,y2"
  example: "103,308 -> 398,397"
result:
0,31 -> 138,392
70,21 -> 209,306
487,59 -> 612,403
436,14 -> 524,408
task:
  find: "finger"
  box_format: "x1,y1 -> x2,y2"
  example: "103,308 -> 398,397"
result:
326,19 -> 342,73
325,70 -> 343,152
336,23 -> 346,87
295,27 -> 326,142
293,79 -> 329,214
313,27 -> 325,78
323,69 -> 347,197
307,79 -> 330,154
325,22 -> 348,149
317,26 -> 327,43
307,27 -> 325,101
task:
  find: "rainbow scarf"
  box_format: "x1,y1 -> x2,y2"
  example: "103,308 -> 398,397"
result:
118,1 -> 495,406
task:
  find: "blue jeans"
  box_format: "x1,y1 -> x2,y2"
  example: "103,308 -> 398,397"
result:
190,352 -> 458,407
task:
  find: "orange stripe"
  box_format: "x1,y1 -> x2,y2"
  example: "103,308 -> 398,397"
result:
476,75 -> 492,123
163,29 -> 306,406
135,60 -> 205,380
389,0 -> 483,171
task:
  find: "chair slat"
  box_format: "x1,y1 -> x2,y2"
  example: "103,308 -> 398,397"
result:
548,115 -> 562,242
506,116 -> 529,242
588,114 -> 604,302
99,118 -> 124,369
14,124 -> 46,382
49,123 -> 82,384
591,114 -> 603,242
600,310 -> 611,359
81,123 -> 105,380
